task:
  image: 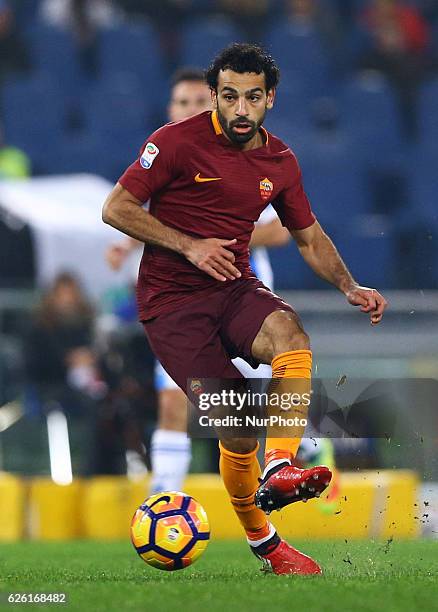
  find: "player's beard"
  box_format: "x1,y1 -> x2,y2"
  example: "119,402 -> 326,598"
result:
216,107 -> 266,145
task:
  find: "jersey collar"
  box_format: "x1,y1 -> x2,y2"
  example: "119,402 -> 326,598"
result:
211,110 -> 223,136
211,111 -> 269,147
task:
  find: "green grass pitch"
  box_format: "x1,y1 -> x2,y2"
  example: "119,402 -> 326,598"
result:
0,540 -> 437,611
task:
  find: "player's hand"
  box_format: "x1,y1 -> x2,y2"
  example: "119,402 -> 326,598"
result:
106,243 -> 131,271
184,238 -> 242,282
344,284 -> 388,325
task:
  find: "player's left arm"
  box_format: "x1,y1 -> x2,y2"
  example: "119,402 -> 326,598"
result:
291,220 -> 388,325
249,217 -> 290,248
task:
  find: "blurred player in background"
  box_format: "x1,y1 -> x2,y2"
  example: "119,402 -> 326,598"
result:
106,67 -> 291,494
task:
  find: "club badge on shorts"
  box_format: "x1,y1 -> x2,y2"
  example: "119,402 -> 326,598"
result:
190,379 -> 203,396
140,142 -> 160,169
260,177 -> 273,201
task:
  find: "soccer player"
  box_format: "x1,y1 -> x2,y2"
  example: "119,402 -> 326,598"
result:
106,68 -> 289,495
102,44 -> 387,575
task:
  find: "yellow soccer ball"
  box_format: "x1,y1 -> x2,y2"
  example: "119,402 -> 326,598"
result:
131,491 -> 210,571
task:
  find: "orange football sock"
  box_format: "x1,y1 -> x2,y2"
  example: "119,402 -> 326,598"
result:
264,349 -> 312,468
219,442 -> 269,537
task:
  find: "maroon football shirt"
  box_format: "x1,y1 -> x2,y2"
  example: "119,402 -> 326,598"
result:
118,110 -> 315,320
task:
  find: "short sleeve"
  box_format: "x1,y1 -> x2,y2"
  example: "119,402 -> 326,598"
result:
118,125 -> 180,203
272,153 -> 315,231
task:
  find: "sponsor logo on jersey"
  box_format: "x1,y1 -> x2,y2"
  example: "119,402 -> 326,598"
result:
140,142 -> 159,169
194,173 -> 222,183
260,178 -> 273,201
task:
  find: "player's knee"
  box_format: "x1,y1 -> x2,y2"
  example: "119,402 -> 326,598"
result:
284,329 -> 310,352
252,310 -> 310,364
220,437 -> 258,455
272,332 -> 310,357
269,311 -> 310,355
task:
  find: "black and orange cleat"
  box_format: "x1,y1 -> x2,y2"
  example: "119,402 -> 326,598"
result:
254,464 -> 332,514
253,538 -> 322,575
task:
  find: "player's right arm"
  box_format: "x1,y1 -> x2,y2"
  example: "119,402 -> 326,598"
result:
102,186 -> 240,283
103,128 -> 240,282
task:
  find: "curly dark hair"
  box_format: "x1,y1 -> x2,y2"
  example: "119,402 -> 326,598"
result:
205,43 -> 280,92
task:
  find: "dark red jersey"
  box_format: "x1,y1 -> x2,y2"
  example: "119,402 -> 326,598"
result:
118,110 -> 315,320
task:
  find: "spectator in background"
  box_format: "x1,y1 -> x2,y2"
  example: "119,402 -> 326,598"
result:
40,0 -> 120,29
357,0 -> 433,139
26,272 -> 100,401
25,272 -> 149,476
0,0 -> 30,83
40,0 -> 122,76
284,0 -> 342,56
25,274 -> 99,468
115,0 -> 191,71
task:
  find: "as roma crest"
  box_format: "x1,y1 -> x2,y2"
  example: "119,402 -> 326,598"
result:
260,178 -> 273,202
190,379 -> 203,396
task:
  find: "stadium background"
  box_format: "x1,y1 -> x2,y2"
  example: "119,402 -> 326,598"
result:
0,0 -> 437,543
